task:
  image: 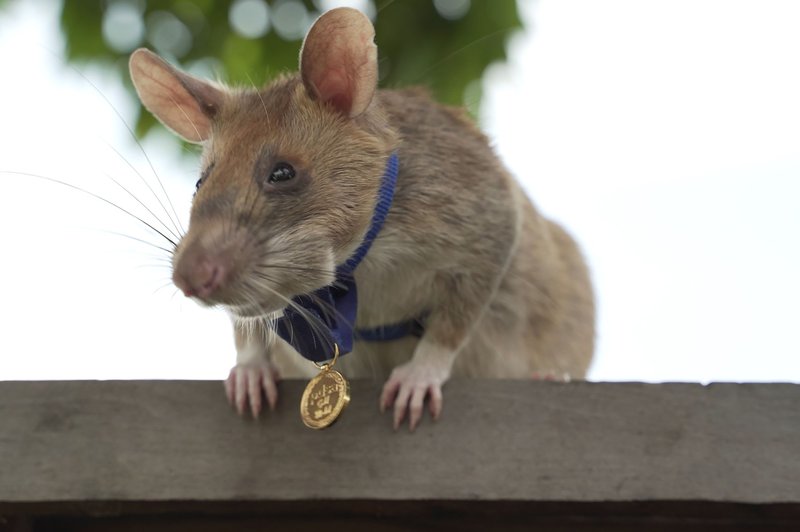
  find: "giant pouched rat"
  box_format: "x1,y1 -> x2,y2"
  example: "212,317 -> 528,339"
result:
128,7 -> 595,430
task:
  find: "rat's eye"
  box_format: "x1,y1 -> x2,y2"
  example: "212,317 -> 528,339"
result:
195,163 -> 214,196
268,162 -> 295,184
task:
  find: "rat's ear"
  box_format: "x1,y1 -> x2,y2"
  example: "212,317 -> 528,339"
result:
300,8 -> 377,118
129,49 -> 223,143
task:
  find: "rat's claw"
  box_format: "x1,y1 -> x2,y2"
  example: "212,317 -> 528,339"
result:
262,367 -> 279,411
224,363 -> 280,418
429,384 -> 443,420
235,367 -> 248,415
408,386 -> 428,431
224,369 -> 236,405
247,369 -> 262,418
392,384 -> 413,430
381,362 -> 447,431
379,377 -> 400,413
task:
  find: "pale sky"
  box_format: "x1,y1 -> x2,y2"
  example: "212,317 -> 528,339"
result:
1,0 -> 798,382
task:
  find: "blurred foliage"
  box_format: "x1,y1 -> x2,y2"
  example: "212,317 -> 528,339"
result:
59,0 -> 522,142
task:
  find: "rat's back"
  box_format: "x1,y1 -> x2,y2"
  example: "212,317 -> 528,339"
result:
343,87 -> 596,380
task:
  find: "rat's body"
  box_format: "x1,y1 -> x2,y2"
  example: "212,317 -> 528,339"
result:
129,8 -> 594,430
269,86 -> 594,382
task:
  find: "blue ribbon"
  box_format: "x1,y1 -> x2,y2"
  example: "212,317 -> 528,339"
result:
276,153 -> 421,362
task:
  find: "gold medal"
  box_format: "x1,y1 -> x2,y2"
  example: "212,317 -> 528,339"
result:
300,344 -> 350,429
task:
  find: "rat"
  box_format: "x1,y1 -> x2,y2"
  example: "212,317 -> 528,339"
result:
128,7 -> 595,430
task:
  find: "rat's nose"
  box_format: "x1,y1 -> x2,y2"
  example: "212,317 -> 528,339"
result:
173,256 -> 228,299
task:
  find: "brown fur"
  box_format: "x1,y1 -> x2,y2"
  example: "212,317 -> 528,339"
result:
129,8 -> 595,426
328,88 -> 595,380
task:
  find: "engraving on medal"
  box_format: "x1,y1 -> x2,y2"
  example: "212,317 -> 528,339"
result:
300,369 -> 350,429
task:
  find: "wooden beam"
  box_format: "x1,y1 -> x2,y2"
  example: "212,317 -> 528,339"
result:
0,380 -> 798,529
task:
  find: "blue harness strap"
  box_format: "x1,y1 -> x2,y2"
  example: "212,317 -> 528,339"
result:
276,153 -> 424,362
340,152 -> 399,272
356,316 -> 426,342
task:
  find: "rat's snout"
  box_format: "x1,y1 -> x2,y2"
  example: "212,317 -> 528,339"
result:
171,217 -> 257,305
172,246 -> 232,300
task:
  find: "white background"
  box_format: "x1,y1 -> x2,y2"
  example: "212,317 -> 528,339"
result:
1,0 -> 798,382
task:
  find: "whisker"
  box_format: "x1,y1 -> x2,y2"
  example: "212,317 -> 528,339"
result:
57,58 -> 186,236
95,229 -> 175,255
241,276 -> 335,357
305,290 -> 357,333
2,171 -> 176,247
240,293 -> 277,347
253,263 -> 338,277
101,143 -> 183,240
136,264 -> 173,272
153,280 -> 177,295
252,262 -> 346,293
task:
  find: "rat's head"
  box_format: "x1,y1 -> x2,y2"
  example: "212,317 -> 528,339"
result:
129,8 -> 397,318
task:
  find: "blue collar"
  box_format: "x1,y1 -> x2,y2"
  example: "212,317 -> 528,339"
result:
276,153 -> 416,362
338,152 -> 399,276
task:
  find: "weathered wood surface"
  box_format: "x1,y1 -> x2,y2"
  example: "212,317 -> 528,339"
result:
0,380 -> 798,509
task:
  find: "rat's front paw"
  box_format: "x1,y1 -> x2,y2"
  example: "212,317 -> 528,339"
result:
379,362 -> 447,431
224,362 -> 280,418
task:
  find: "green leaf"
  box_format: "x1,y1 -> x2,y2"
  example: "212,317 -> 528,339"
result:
58,0 -> 522,153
